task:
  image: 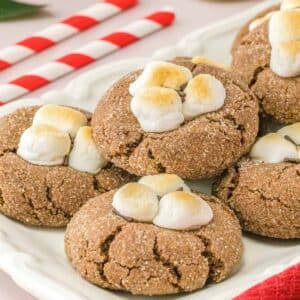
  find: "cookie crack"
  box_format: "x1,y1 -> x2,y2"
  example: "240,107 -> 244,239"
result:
204,116 -> 245,161
244,186 -> 292,210
152,236 -> 182,292
249,64 -> 269,89
99,226 -> 124,286
196,234 -> 225,283
0,188 -> 3,206
45,185 -> 72,220
22,192 -> 42,223
92,176 -> 108,194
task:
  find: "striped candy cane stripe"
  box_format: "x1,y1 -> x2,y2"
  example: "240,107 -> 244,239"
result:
0,0 -> 138,71
0,8 -> 175,104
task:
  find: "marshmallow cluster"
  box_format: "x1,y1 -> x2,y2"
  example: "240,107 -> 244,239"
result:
68,126 -> 107,174
129,61 -> 226,132
112,174 -> 213,230
33,104 -> 87,137
269,7 -> 300,77
17,104 -> 107,174
183,74 -> 226,119
131,87 -> 184,132
250,123 -> 300,163
129,61 -> 192,95
17,124 -> 71,166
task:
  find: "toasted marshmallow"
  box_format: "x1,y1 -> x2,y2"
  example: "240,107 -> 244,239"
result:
278,122 -> 300,144
153,191 -> 213,230
33,104 -> 87,137
270,41 -> 300,77
68,126 -> 107,174
250,133 -> 298,163
17,124 -> 71,166
129,61 -> 192,95
182,74 -> 226,119
269,10 -> 300,45
138,174 -> 190,197
191,56 -> 228,69
281,0 -> 300,10
248,11 -> 274,31
112,183 -> 159,222
130,86 -> 184,132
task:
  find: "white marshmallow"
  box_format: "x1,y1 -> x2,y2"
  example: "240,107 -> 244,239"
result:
269,10 -> 300,45
278,122 -> 300,144
129,61 -> 192,96
17,124 -> 71,166
153,191 -> 213,230
191,56 -> 229,69
250,133 -> 298,163
270,41 -> 300,77
33,104 -> 87,137
281,0 -> 300,10
112,183 -> 159,222
68,126 -> 107,174
248,11 -> 274,31
130,86 -> 184,132
182,74 -> 226,119
138,174 -> 190,197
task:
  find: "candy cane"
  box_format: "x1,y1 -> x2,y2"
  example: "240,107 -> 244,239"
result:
0,0 -> 138,71
0,7 -> 175,104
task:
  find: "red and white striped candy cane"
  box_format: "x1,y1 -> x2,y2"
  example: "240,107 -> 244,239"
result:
0,7 -> 175,104
0,0 -> 138,71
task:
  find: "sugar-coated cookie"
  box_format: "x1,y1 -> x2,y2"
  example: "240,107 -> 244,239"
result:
214,123 -> 300,239
0,106 -> 134,227
65,174 -> 243,295
231,2 -> 300,124
92,57 -> 259,179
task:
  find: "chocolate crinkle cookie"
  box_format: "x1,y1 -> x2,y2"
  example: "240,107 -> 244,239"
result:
0,105 -> 134,227
214,123 -> 300,239
65,174 -> 243,296
231,1 -> 300,124
92,56 -> 259,179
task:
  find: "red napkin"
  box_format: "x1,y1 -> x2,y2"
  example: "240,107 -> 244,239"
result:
234,263 -> 300,300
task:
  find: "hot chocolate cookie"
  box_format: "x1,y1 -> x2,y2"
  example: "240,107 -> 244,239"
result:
0,105 -> 134,227
65,174 -> 243,295
214,123 -> 300,239
231,0 -> 300,124
92,56 -> 259,179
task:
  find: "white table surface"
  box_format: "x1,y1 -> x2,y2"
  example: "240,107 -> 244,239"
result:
0,0 -> 261,299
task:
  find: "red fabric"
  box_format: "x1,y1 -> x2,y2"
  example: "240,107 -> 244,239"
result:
10,75 -> 49,91
62,15 -> 98,31
235,263 -> 300,300
18,37 -> 55,52
105,0 -> 138,9
0,60 -> 10,71
101,32 -> 139,47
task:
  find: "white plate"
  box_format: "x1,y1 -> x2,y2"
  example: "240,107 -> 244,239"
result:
0,1 -> 299,299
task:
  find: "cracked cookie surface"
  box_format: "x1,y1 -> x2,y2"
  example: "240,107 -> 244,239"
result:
65,190 -> 243,295
213,159 -> 300,239
231,6 -> 300,124
0,106 -> 135,227
92,57 -> 259,179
